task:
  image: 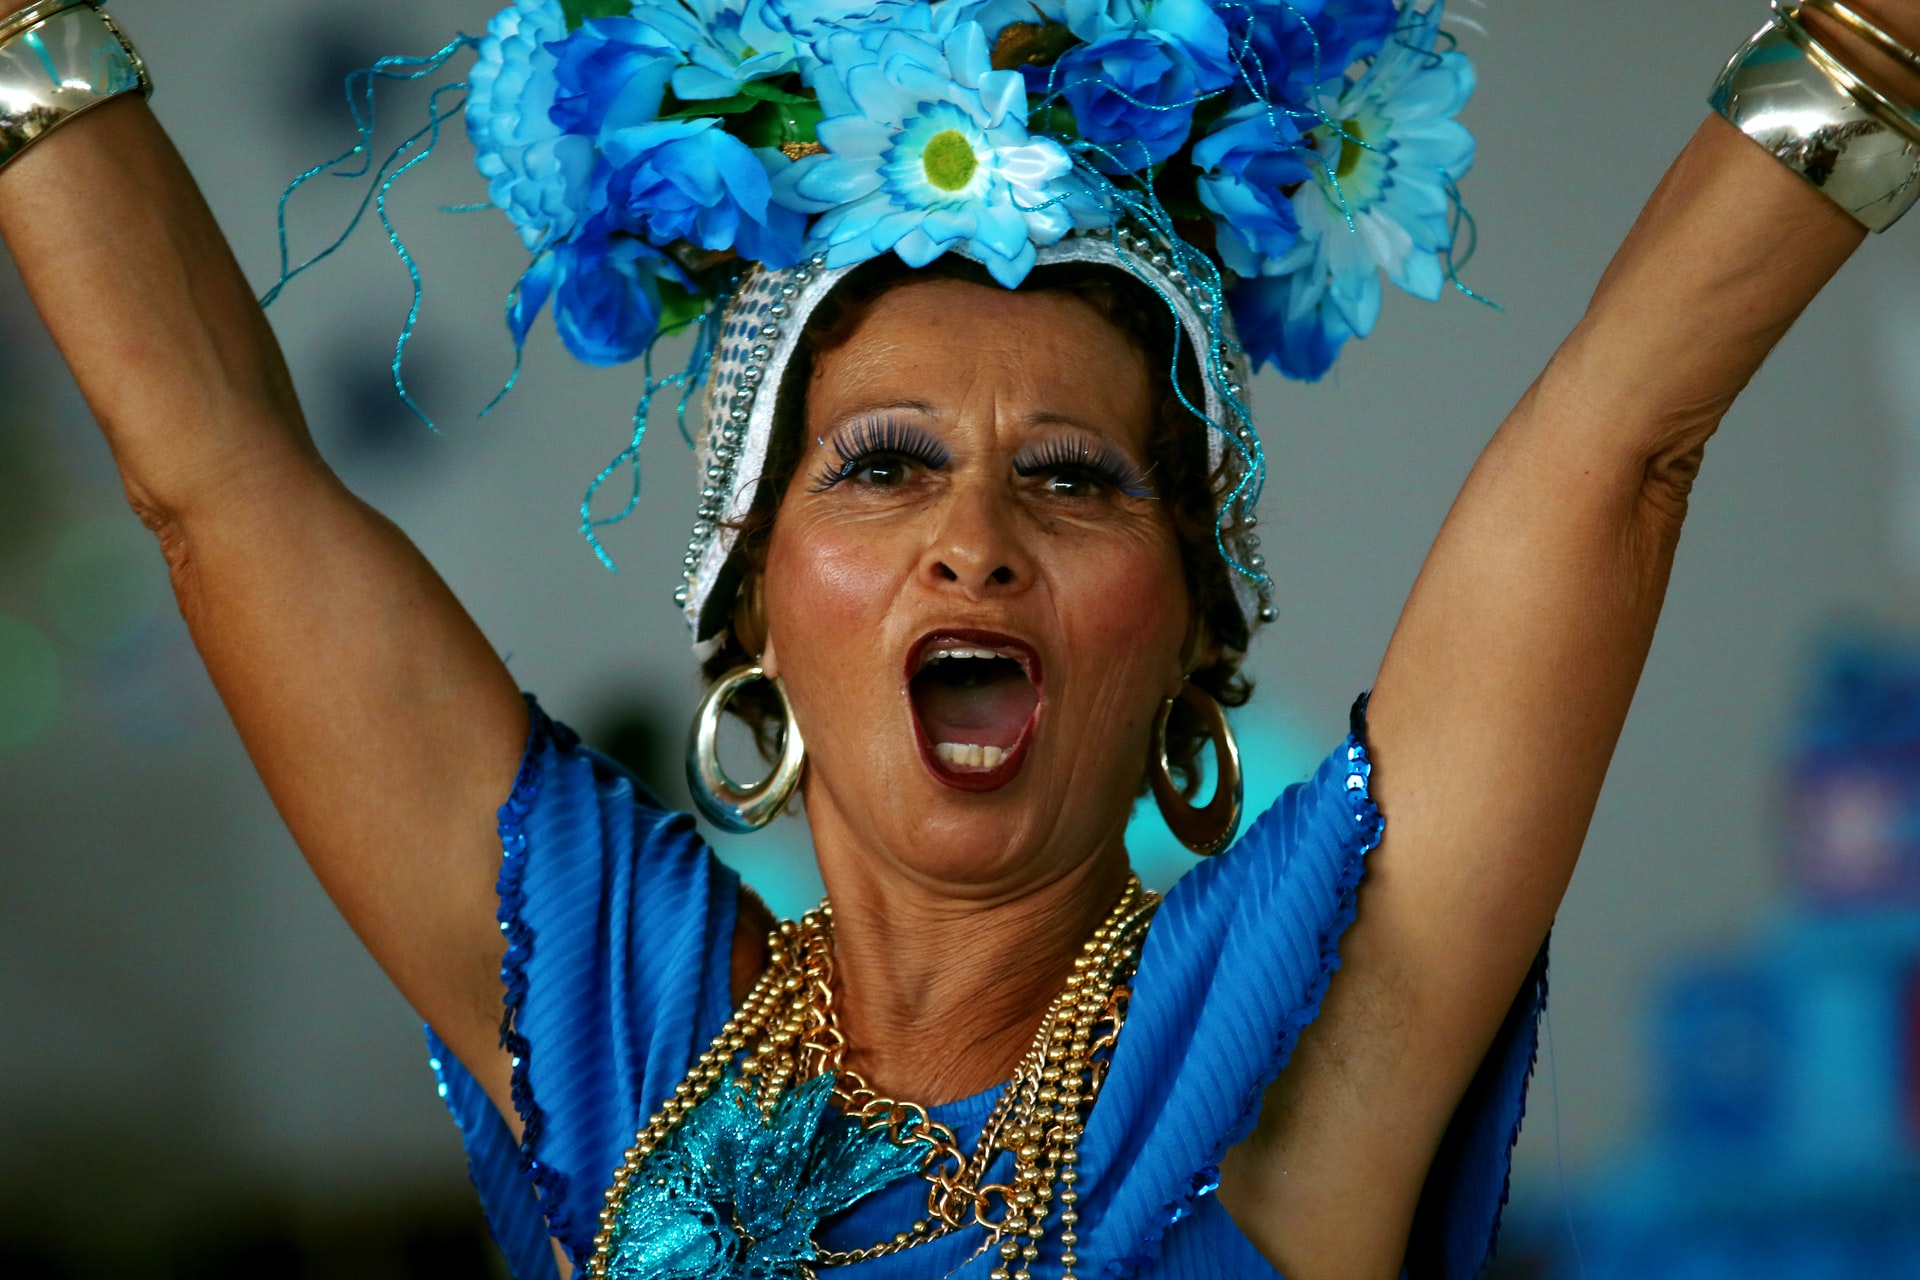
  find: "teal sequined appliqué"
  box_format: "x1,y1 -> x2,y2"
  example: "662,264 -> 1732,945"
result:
606,1066 -> 931,1280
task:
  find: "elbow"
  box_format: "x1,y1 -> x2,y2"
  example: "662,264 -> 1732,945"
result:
123,485 -> 203,623
1632,436 -> 1706,553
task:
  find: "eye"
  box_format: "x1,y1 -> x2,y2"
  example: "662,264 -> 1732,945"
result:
809,417 -> 951,493
1012,435 -> 1154,500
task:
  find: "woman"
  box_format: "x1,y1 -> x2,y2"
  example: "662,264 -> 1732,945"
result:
3,0 -> 1917,1276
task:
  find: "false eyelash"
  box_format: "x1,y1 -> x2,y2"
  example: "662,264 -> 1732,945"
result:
1012,435 -> 1156,498
808,416 -> 952,492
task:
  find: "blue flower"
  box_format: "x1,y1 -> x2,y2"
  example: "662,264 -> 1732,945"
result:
511,231 -> 689,365
604,1069 -> 927,1280
776,14 -> 1084,286
1193,102 -> 1311,275
623,0 -> 806,100
969,0 -> 1233,169
1228,269 -> 1352,382
548,15 -> 680,136
599,117 -> 808,265
1055,31 -> 1208,174
762,0 -> 921,45
1229,0 -> 1399,103
1234,2 -> 1475,379
1064,0 -> 1234,80
467,0 -> 598,250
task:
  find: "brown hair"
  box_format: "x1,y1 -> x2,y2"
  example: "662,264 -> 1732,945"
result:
703,254 -> 1253,799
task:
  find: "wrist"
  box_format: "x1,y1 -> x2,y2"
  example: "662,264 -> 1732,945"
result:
1710,3 -> 1920,233
0,1 -> 148,177
1801,2 -> 1920,108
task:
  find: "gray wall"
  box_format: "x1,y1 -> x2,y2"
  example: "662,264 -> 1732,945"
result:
5,0 -> 1916,1257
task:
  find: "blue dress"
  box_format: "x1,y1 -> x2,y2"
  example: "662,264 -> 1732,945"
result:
427,699 -> 1547,1279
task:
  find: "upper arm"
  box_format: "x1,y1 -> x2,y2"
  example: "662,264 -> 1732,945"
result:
0,97 -> 527,1108
164,461 -> 529,1100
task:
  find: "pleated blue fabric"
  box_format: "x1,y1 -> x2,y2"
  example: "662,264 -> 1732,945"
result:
428,697 -> 1546,1279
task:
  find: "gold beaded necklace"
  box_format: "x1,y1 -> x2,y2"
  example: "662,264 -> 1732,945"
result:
585,874 -> 1160,1280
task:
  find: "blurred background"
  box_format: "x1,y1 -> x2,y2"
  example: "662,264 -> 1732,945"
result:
5,0 -> 1920,1275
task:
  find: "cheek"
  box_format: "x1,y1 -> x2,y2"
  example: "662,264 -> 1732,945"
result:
761,511 -> 917,734
1050,525 -> 1191,679
766,512 -> 908,640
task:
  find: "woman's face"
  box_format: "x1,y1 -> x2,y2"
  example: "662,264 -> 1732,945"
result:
760,277 -> 1195,894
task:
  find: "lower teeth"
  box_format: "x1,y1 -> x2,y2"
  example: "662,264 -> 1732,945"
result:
934,742 -> 1008,769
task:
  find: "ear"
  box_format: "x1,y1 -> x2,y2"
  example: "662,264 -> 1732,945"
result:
732,572 -> 769,664
1174,615 -> 1221,694
761,632 -> 782,680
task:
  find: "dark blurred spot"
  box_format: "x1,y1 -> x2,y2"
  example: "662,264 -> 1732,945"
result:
318,338 -> 443,466
0,1240 -> 79,1280
2,1195 -> 502,1280
290,17 -> 416,137
589,693 -> 688,810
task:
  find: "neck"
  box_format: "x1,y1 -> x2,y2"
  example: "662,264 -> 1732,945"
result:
813,839 -> 1134,1106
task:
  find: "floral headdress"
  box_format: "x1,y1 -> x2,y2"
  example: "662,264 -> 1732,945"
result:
278,0 -> 1480,644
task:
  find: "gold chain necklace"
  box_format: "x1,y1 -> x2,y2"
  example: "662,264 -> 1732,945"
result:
585,874 -> 1160,1280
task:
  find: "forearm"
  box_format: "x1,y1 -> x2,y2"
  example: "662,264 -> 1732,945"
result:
0,93 -> 320,521
1553,0 -> 1918,461
1547,113 -> 1862,466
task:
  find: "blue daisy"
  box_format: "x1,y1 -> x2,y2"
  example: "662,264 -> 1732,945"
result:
774,12 -> 1085,286
624,0 -> 807,101
1233,2 -> 1475,379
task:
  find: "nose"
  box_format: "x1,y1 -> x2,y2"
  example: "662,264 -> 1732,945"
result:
922,479 -> 1032,599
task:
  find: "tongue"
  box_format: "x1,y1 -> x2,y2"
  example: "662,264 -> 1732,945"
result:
912,670 -> 1036,749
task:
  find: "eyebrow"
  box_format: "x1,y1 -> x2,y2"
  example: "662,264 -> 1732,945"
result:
1021,410 -> 1118,436
824,399 -> 938,428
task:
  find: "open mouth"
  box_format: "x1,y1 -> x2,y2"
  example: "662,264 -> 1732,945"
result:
907,630 -> 1043,792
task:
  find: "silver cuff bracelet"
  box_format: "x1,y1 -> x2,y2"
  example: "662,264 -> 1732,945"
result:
0,1 -> 149,172
1711,13 -> 1920,232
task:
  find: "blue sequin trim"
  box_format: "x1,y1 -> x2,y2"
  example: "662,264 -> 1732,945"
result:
1108,693 -> 1386,1279
496,695 -> 583,1259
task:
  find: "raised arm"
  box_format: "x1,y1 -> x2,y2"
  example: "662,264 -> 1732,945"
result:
0,53 -> 526,1107
1220,7 -> 1915,1276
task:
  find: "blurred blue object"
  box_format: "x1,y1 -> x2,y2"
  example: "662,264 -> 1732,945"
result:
1790,634 -> 1920,907
1655,912 -> 1920,1190
1504,631 -> 1920,1278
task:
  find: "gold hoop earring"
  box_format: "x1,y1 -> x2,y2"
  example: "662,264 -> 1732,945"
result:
1149,683 -> 1244,857
686,664 -> 807,833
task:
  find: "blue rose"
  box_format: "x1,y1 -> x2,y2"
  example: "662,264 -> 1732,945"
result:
1232,0 -> 1398,102
1193,102 -> 1310,275
549,16 -> 680,137
510,232 -> 687,366
467,0 -> 596,250
1057,33 -> 1205,173
599,118 -> 807,266
1066,0 -> 1234,83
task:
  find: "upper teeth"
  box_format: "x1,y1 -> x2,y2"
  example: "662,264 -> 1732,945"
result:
928,646 -> 1002,665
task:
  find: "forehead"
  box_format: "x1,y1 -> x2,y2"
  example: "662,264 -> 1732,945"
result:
805,278 -> 1155,443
